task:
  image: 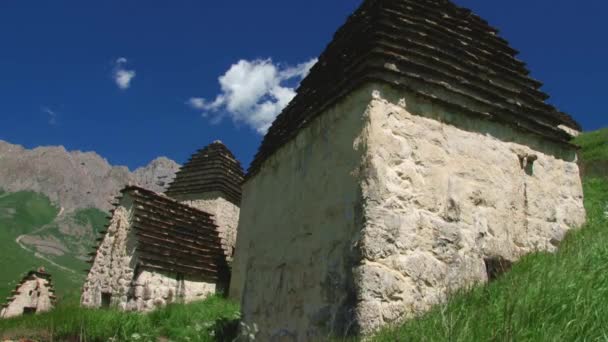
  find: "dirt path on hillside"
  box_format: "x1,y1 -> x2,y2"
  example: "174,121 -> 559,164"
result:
14,207 -> 77,274
15,234 -> 76,274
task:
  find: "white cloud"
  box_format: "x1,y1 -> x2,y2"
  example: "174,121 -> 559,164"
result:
188,58 -> 317,134
187,97 -> 206,109
113,57 -> 136,90
42,107 -> 57,125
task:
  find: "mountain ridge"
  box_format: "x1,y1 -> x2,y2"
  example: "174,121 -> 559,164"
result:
0,140 -> 180,212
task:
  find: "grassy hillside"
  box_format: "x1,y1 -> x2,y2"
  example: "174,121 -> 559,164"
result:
573,127 -> 608,162
0,191 -> 107,301
573,128 -> 608,179
0,191 -> 76,300
369,129 -> 608,341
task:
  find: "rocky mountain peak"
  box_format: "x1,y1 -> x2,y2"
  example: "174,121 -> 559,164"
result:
0,140 -> 180,212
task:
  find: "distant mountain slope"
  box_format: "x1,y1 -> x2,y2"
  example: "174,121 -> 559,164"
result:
0,191 -> 91,301
0,141 -> 180,211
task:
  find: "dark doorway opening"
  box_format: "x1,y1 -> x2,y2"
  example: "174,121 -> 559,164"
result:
484,257 -> 513,281
23,307 -> 36,315
101,293 -> 112,308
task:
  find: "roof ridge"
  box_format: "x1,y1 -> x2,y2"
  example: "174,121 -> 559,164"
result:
121,185 -> 216,217
165,141 -> 245,204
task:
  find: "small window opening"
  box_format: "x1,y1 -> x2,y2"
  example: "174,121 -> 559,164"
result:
101,293 -> 112,308
23,307 -> 36,315
484,257 -> 513,281
519,154 -> 538,176
525,157 -> 536,176
29,290 -> 33,295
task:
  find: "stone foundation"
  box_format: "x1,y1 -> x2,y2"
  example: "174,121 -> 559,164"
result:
230,84 -> 586,340
125,270 -> 216,311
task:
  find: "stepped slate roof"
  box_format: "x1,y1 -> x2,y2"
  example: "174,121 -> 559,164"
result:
247,0 -> 581,177
165,141 -> 244,205
2,269 -> 56,309
88,186 -> 229,283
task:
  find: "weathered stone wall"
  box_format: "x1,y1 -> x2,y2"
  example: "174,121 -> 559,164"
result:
354,85 -> 586,333
125,270 -> 216,312
230,87 -> 374,340
81,195 -> 137,309
173,192 -> 239,259
231,83 -> 586,339
1,277 -> 54,318
81,194 -> 218,311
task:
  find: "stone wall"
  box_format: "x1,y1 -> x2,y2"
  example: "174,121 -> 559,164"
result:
230,87 -> 373,340
81,196 -> 136,309
354,85 -> 586,333
1,276 -> 54,318
231,83 -> 586,340
173,192 -> 240,260
125,270 -> 216,312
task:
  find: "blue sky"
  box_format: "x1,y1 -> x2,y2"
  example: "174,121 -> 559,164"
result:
1,0 -> 606,170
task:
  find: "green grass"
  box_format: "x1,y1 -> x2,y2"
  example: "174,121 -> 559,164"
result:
0,295 -> 239,341
573,127 -> 608,162
73,208 -> 108,234
0,191 -> 59,234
